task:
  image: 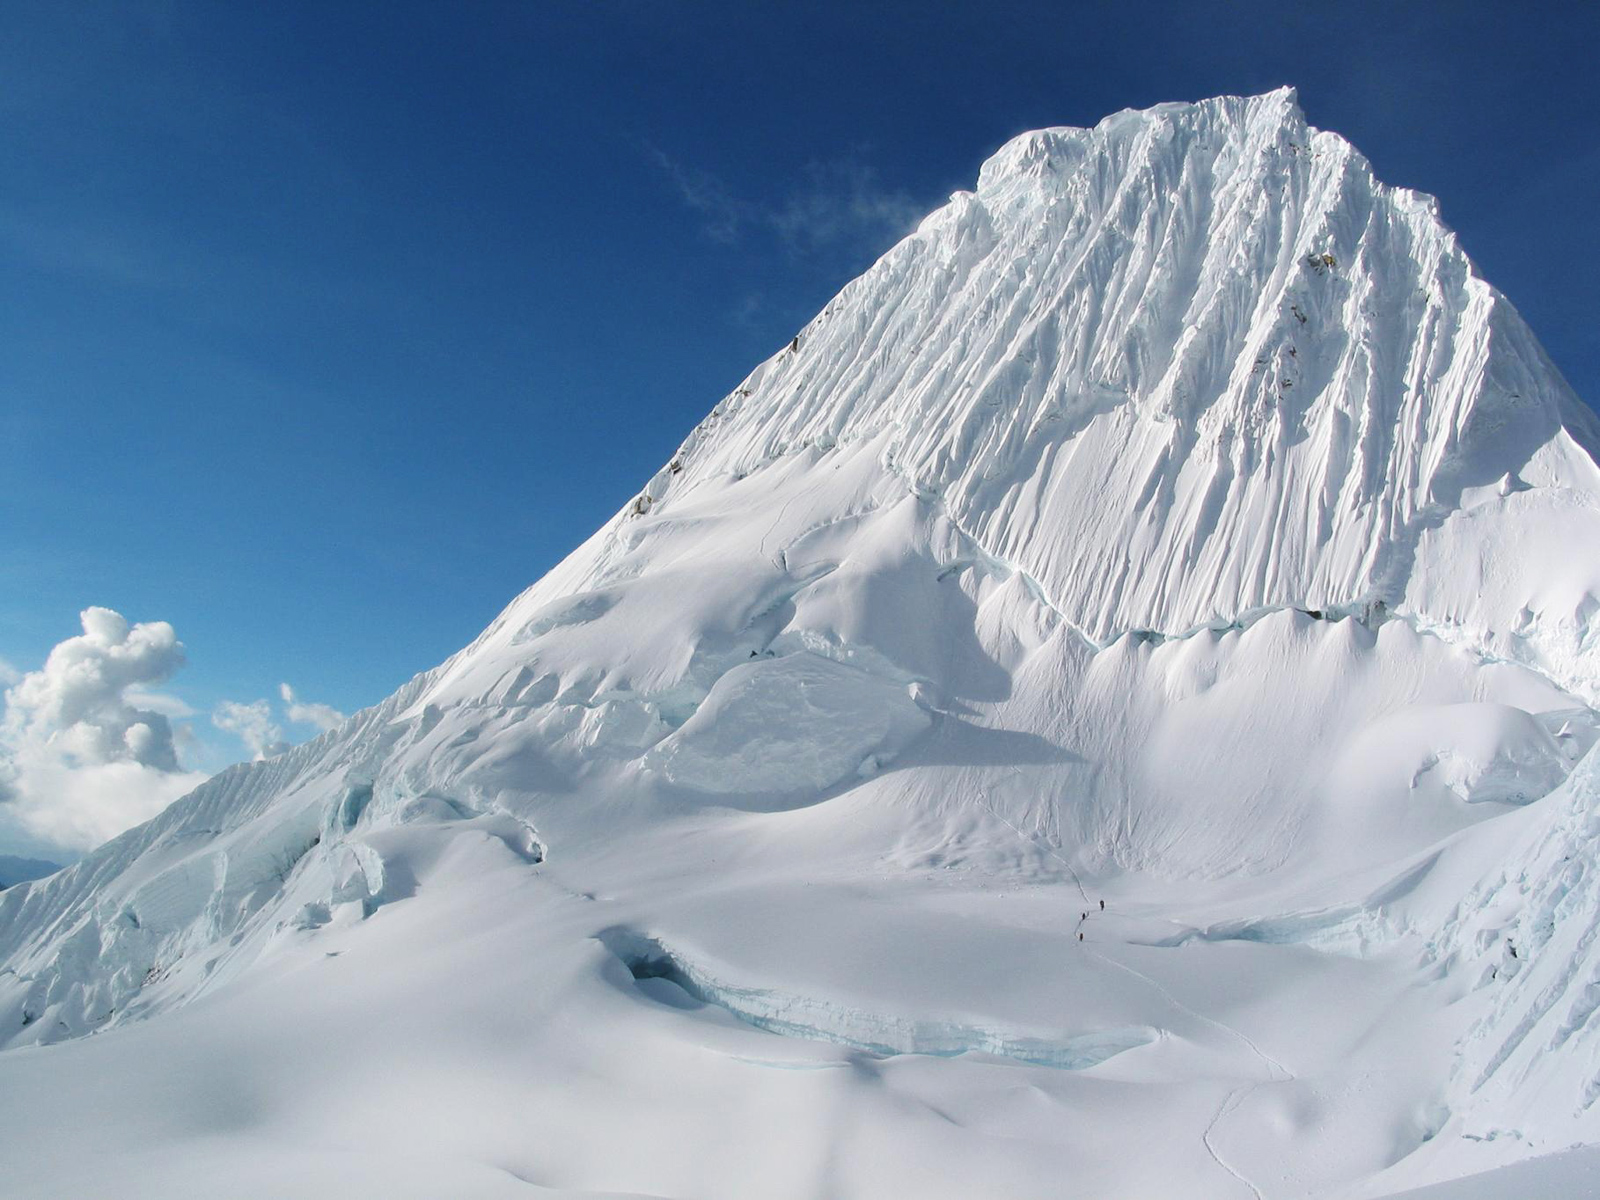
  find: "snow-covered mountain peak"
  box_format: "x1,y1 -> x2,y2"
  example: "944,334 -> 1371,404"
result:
973,86 -> 1306,199
594,91 -> 1600,689
5,93 -> 1600,1199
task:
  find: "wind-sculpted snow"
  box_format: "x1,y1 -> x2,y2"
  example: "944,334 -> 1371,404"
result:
1408,745 -> 1600,1148
637,88 -> 1600,699
4,91 -> 1600,1199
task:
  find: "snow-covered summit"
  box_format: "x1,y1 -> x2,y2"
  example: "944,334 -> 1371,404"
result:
402,88 -> 1600,732
616,87 -> 1598,681
4,93 -> 1600,1199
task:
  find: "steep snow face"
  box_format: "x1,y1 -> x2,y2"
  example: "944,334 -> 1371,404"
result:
427,87 -> 1600,718
3,91 -> 1600,1200
632,87 -> 1600,695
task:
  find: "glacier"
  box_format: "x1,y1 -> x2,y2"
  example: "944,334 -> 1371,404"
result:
4,88 -> 1600,1198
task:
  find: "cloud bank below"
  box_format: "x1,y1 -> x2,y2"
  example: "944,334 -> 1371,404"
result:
0,607 -> 349,858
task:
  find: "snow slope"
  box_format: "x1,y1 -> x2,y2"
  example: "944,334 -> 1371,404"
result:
3,89 -> 1600,1199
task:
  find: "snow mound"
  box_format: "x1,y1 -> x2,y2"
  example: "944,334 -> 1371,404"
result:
1334,702 -> 1571,808
644,652 -> 931,800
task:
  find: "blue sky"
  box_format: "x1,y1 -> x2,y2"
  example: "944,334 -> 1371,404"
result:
2,2 -> 1598,853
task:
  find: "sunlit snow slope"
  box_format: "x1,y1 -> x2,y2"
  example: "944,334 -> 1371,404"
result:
4,89 -> 1600,1200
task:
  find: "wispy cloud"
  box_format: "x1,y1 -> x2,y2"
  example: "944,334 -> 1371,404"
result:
768,159 -> 928,255
731,291 -> 766,330
212,699 -> 288,762
213,682 -> 347,763
649,147 -> 925,259
0,206 -> 212,294
649,148 -> 748,245
280,682 -> 346,733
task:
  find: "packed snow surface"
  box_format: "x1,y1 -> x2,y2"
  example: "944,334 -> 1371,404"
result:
4,89 -> 1600,1198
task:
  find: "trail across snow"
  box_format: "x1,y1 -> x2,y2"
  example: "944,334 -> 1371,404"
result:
977,772 -> 1294,1198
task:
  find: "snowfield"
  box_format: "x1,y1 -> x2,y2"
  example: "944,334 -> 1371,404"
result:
4,89 -> 1600,1198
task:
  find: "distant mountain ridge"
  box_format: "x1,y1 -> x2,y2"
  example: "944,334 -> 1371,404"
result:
0,856 -> 59,889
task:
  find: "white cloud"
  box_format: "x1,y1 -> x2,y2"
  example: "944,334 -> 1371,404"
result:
5,607 -> 185,769
279,683 -> 345,733
212,699 -> 289,762
0,608 -> 207,853
0,755 -> 202,853
2,614 -> 358,856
